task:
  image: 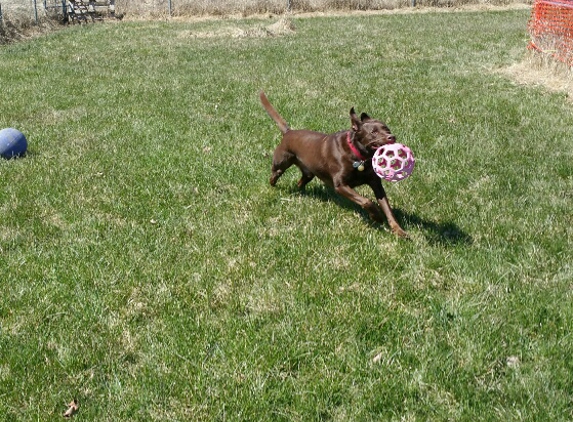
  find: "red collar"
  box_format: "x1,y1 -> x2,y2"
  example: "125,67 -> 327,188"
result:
347,131 -> 367,161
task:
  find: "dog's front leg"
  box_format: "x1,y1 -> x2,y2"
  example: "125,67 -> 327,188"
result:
378,196 -> 408,238
334,184 -> 389,226
369,181 -> 408,238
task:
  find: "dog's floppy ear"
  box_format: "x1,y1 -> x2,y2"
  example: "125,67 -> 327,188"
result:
350,108 -> 362,131
361,112 -> 372,122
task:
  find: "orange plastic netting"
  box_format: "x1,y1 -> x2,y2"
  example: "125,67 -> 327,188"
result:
529,0 -> 573,66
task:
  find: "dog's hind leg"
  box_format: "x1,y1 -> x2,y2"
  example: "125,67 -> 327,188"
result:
270,147 -> 295,186
296,163 -> 315,189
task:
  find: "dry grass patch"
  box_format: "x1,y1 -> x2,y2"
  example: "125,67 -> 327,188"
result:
501,51 -> 573,99
177,16 -> 295,38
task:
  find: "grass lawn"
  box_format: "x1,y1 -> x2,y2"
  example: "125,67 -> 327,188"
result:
1,8 -> 572,421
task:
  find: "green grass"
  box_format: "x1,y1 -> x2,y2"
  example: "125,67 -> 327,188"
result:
1,9 -> 572,421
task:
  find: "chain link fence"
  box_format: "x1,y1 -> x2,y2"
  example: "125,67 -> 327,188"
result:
0,0 -> 295,24
1,0 -> 40,24
1,0 -> 528,30
0,0 -> 417,25
116,0 -> 420,17
0,0 -> 56,44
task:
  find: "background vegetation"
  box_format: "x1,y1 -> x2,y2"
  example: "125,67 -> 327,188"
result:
1,0 -> 532,43
1,7 -> 572,421
115,0 -> 530,17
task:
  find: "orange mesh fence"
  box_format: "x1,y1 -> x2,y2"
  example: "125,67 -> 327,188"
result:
529,0 -> 573,66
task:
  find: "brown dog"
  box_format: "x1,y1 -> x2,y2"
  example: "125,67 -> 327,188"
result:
260,91 -> 407,237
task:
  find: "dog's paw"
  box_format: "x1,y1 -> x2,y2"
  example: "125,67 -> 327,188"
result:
392,227 -> 409,239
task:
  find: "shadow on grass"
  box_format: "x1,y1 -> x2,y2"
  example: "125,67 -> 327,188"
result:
395,209 -> 473,246
289,184 -> 473,246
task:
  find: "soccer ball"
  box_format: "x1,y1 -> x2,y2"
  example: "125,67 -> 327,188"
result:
372,143 -> 415,182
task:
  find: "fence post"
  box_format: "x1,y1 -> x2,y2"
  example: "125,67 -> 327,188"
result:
62,0 -> 68,23
168,0 -> 172,16
287,0 -> 291,12
0,2 -> 3,25
33,0 -> 38,24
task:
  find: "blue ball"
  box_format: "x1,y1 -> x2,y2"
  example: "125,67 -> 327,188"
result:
0,128 -> 28,159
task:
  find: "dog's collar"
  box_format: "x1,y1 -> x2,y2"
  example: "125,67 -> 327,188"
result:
347,131 -> 367,161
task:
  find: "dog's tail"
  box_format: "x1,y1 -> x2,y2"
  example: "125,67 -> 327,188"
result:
259,91 -> 290,134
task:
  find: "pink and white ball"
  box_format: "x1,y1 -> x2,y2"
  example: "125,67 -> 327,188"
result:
372,143 -> 415,182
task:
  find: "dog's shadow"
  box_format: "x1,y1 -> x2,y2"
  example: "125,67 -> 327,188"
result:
291,185 -> 472,246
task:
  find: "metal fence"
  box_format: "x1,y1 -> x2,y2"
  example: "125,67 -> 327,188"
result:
1,0 -> 419,25
0,0 -> 298,24
0,0 -> 57,25
0,0 -> 430,25
116,0 -> 297,17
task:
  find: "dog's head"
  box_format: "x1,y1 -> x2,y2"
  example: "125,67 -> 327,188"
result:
350,108 -> 396,150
